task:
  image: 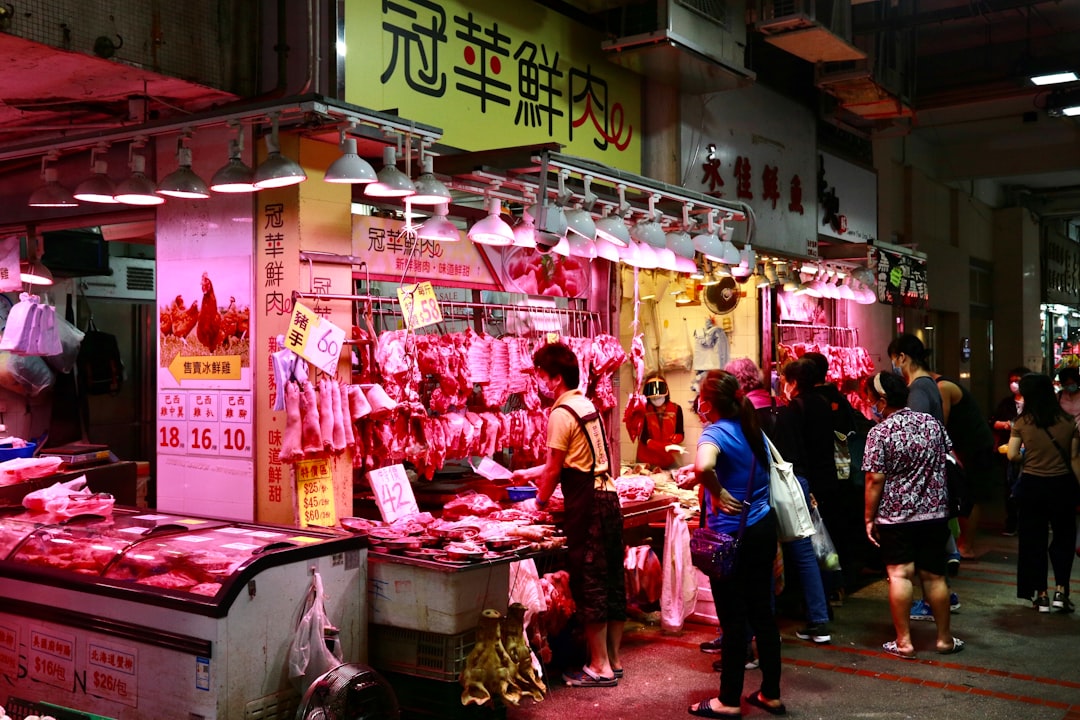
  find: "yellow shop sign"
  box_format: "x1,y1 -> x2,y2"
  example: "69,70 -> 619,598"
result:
345,0 -> 641,172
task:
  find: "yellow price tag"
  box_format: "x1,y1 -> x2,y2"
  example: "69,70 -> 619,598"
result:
397,281 -> 444,331
297,458 -> 337,528
285,302 -> 346,374
546,332 -> 561,344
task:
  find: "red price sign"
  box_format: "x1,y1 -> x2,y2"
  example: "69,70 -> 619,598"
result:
397,281 -> 444,331
187,423 -> 220,455
158,421 -> 187,454
366,464 -> 419,523
219,425 -> 251,457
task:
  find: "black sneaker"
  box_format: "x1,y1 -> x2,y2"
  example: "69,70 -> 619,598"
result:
1053,591 -> 1075,613
699,637 -> 724,654
1035,595 -> 1051,613
795,623 -> 832,643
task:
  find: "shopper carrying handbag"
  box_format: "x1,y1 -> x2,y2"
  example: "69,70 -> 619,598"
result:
678,369 -> 785,718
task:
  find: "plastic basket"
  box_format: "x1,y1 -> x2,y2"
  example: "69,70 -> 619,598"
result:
369,624 -> 476,682
2,697 -> 39,720
0,442 -> 35,462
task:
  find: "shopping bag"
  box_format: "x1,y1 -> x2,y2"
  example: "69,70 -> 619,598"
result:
766,436 -> 815,542
288,571 -> 344,691
809,506 -> 840,571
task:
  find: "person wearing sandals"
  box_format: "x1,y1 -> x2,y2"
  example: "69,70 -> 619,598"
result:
862,371 -> 965,658
1005,373 -> 1078,614
511,342 -> 626,687
681,370 -> 786,717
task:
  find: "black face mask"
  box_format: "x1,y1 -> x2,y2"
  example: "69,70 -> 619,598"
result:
644,379 -> 668,398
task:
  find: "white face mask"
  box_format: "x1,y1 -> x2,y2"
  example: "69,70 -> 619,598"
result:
649,396 -> 667,407
537,377 -> 556,399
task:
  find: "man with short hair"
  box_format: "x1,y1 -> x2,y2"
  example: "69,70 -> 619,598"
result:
511,342 -> 626,687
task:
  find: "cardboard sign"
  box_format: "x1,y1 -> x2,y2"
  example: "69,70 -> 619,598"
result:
397,281 -> 443,331
285,302 -> 346,374
297,458 -> 336,528
367,464 -> 419,523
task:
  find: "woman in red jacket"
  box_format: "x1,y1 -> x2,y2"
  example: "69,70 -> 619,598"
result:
636,374 -> 685,469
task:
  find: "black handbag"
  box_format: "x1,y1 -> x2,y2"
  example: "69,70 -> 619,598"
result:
689,454 -> 756,580
944,453 -> 965,518
690,502 -> 751,580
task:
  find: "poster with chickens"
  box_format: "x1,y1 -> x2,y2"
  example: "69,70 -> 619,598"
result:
157,257 -> 252,390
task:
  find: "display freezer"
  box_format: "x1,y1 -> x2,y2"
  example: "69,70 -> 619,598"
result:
0,508 -> 367,720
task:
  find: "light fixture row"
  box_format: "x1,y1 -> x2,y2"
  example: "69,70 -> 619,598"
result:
28,117 -> 453,208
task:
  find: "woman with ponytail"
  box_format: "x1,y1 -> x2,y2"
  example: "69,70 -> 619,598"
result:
683,370 -> 785,718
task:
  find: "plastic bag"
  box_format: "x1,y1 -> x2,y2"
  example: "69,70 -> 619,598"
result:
809,506 -> 840,572
22,476 -> 115,518
45,314 -> 85,374
288,571 -> 344,692
660,318 -> 693,372
0,350 -> 55,396
660,504 -> 698,633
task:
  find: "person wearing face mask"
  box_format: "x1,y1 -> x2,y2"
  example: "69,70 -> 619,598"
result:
992,367 -> 1032,536
1057,367 -> 1080,421
636,373 -> 686,470
510,342 -> 625,688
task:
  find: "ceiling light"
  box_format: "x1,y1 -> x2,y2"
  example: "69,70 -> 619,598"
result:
731,242 -> 755,277
715,220 -> 742,265
654,247 -> 679,271
157,133 -> 210,199
468,197 -> 514,246
415,202 -> 460,242
595,236 -> 621,262
631,195 -> 666,249
755,264 -> 771,289
549,235 -> 571,256
254,114 -> 307,189
365,146 -> 416,198
837,279 -> 856,300
666,228 -> 695,260
851,264 -> 876,287
674,255 -> 697,274
617,239 -> 642,267
1031,71 -> 1078,86
210,129 -> 257,193
529,201 -> 567,250
114,138 -> 164,206
74,144 -> 119,204
566,232 -> 597,259
28,152 -> 77,208
410,154 -> 452,204
512,211 -> 537,248
324,129 -> 377,184
595,212 -> 631,248
20,259 -> 53,286
565,207 -> 597,242
635,240 -> 659,269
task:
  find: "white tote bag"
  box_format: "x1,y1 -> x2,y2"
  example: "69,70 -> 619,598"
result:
766,436 -> 816,542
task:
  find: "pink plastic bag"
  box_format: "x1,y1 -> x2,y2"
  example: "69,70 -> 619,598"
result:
22,476 -> 115,518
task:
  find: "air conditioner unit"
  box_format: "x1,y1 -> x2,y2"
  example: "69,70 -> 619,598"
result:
602,0 -> 755,94
751,0 -> 866,63
81,257 -> 156,302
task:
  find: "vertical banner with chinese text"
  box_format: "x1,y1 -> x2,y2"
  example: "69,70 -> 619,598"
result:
346,0 -> 642,173
155,129 -> 256,522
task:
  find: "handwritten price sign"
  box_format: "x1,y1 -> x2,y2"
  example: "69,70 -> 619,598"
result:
397,281 -> 443,331
285,302 -> 346,374
367,464 -> 419,523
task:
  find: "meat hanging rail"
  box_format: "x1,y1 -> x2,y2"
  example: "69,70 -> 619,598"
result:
290,290 -> 602,338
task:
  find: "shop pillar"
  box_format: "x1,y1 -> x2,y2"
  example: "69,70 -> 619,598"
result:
254,134 -> 354,526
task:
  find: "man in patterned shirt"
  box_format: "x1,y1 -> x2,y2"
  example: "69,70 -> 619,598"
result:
862,371 -> 965,659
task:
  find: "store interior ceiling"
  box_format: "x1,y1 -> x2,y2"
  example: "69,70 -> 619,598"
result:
0,0 -> 1078,244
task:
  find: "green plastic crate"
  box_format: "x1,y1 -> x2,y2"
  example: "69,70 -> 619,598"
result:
369,624 -> 477,682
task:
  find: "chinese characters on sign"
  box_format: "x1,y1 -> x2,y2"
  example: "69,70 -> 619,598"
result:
158,391 -> 254,459
1044,235 -> 1080,303
700,152 -> 804,216
263,202 -> 294,318
285,302 -> 346,375
357,0 -> 640,169
871,247 -> 928,309
298,458 -> 337,528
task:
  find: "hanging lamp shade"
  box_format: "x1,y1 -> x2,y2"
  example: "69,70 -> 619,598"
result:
158,146 -> 210,199
512,213 -> 538,248
631,216 -> 666,249
564,207 -> 597,241
365,146 -> 416,198
410,155 -> 451,204
566,231 -> 597,259
674,254 -> 698,274
617,239 -> 642,267
210,138 -> 257,193
29,166 -> 78,208
693,229 -> 724,262
254,116 -> 307,189
74,159 -> 119,204
635,240 -> 659,269
468,197 -> 514,246
114,154 -> 164,206
654,247 -> 679,271
595,236 -> 621,262
665,229 -> 695,260
528,202 -> 567,250
415,203 -> 460,242
324,136 -> 378,184
20,259 -> 53,286
595,214 -> 631,247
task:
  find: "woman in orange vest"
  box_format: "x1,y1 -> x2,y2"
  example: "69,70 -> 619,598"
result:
636,374 -> 685,469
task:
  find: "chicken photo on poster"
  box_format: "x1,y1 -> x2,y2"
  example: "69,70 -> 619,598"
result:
158,257 -> 252,368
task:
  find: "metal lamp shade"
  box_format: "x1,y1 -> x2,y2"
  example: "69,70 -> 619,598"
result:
595,215 -> 631,247
416,204 -> 460,242
210,139 -> 257,193
114,156 -> 164,205
666,229 -> 695,259
631,218 -> 666,249
693,231 -> 723,261
74,164 -> 119,203
365,147 -> 416,198
566,232 -> 597,259
158,149 -> 209,199
324,138 -> 377,184
564,208 -> 597,241
468,197 -> 514,246
29,168 -> 78,207
254,151 -> 307,189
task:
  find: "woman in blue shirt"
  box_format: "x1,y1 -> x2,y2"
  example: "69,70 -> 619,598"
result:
683,370 -> 784,718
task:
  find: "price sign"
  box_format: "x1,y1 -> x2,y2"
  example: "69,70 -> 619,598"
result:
397,281 -> 444,331
88,641 -> 137,707
187,423 -> 221,455
297,458 -> 336,528
285,302 -> 347,374
158,421 -> 187,454
367,464 -> 419,523
28,627 -> 75,691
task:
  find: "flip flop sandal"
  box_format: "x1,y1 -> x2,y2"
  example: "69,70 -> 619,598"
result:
745,692 -> 787,716
937,637 -> 965,655
562,668 -> 617,687
687,699 -> 742,718
882,640 -> 917,659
